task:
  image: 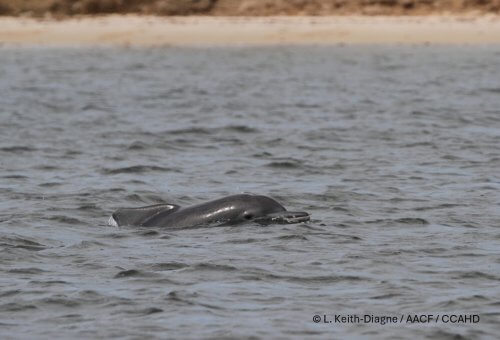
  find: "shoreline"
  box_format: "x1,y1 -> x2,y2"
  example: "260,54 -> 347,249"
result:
1,15 -> 500,46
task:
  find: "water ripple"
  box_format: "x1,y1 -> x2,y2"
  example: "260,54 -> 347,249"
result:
1,45 -> 499,339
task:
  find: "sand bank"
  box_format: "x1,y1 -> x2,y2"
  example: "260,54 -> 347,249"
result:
1,15 -> 500,46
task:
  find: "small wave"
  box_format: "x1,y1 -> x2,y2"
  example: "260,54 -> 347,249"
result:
124,194 -> 143,202
67,240 -> 108,249
428,330 -> 469,340
109,188 -> 127,193
0,237 -> 47,251
276,234 -> 308,241
411,110 -> 427,116
2,175 -> 28,179
128,179 -> 148,185
0,146 -> 36,153
135,230 -> 160,237
414,204 -> 463,211
167,127 -> 211,135
65,150 -> 83,156
126,141 -> 150,150
102,165 -> 180,175
370,293 -> 403,300
46,215 -> 83,225
191,263 -> 238,272
0,303 -> 37,312
100,233 -> 129,239
80,103 -> 112,112
119,307 -> 164,316
149,262 -> 188,271
30,280 -> 68,286
0,290 -> 21,298
266,161 -> 301,169
252,151 -> 273,158
330,233 -> 362,242
223,125 -> 258,133
395,218 -> 429,225
165,291 -> 224,310
266,158 -> 304,169
114,269 -> 142,278
77,203 -> 101,211
294,102 -> 322,109
481,87 -> 500,94
402,142 -> 436,148
418,247 -> 447,254
58,314 -> 84,320
38,182 -> 62,188
114,269 -> 156,278
39,296 -> 80,308
365,218 -> 429,225
241,272 -> 369,284
34,165 -> 60,171
454,295 -> 488,303
443,252 -> 487,258
450,271 -> 499,281
76,290 -> 103,300
8,267 -> 45,275
222,238 -> 262,244
165,291 -> 197,303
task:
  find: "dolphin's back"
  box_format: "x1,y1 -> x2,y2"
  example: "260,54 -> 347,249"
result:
111,204 -> 179,226
142,195 -> 248,228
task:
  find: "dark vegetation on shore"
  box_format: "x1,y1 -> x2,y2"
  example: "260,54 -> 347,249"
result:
0,0 -> 499,17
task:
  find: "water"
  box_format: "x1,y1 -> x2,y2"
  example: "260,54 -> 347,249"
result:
1,45 -> 499,339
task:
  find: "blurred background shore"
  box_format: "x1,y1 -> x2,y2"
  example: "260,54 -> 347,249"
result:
2,15 -> 500,45
1,1 -> 500,45
1,0 -> 500,17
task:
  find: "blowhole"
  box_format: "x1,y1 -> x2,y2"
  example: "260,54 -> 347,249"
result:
244,213 -> 253,220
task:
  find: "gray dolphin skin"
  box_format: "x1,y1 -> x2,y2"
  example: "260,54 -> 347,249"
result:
109,194 -> 310,228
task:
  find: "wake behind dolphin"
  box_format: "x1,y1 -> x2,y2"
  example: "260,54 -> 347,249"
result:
109,194 -> 310,228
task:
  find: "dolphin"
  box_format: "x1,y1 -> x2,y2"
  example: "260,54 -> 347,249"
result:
109,194 -> 310,228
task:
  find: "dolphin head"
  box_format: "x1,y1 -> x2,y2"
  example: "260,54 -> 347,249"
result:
234,194 -> 310,225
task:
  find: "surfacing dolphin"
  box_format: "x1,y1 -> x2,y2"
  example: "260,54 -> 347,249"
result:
109,194 -> 310,228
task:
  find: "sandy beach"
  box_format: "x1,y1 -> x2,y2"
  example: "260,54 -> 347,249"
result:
1,15 -> 500,46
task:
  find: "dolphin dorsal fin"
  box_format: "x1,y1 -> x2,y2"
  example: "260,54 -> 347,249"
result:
111,203 -> 180,226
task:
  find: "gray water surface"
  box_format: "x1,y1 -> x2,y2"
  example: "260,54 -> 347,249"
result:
1,45 -> 499,339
